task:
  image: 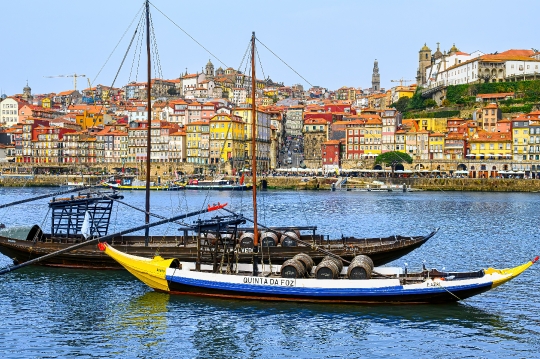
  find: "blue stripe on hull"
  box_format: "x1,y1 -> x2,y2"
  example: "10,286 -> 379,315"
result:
165,275 -> 494,303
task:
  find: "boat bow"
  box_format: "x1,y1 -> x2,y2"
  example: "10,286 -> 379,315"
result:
485,255 -> 539,288
98,242 -> 174,291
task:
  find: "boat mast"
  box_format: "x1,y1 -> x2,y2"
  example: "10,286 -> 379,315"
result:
144,0 -> 152,246
251,32 -> 258,247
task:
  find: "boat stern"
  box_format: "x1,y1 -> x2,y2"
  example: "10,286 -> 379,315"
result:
98,242 -> 174,292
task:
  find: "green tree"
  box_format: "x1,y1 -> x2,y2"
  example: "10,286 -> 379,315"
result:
391,96 -> 410,113
424,99 -> 437,108
375,151 -> 413,176
407,88 -> 426,110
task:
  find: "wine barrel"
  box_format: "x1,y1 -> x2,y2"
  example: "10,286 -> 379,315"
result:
348,255 -> 374,280
293,253 -> 314,273
239,232 -> 257,248
322,255 -> 343,273
281,259 -> 306,278
315,259 -> 340,279
221,233 -> 234,245
352,254 -> 374,268
261,231 -> 279,247
281,231 -> 299,247
201,232 -> 217,245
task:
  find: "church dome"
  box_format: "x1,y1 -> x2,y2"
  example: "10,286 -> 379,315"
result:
420,43 -> 431,52
449,43 -> 459,53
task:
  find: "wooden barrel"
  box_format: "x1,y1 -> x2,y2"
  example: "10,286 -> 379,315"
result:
351,254 -> 374,268
221,233 -> 234,245
239,232 -> 257,248
322,255 -> 343,273
281,259 -> 306,278
348,255 -> 374,280
315,259 -> 340,279
293,253 -> 314,273
281,231 -> 299,247
201,232 -> 217,245
261,231 -> 279,247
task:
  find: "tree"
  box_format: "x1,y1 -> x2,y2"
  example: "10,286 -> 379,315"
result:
374,151 -> 413,177
424,99 -> 437,108
391,96 -> 410,113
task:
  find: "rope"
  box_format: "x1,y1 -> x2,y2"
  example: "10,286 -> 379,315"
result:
256,37 -> 314,87
93,3 -> 144,86
149,1 -> 228,68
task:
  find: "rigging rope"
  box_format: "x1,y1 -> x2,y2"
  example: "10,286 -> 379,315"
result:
256,37 -> 314,87
93,4 -> 145,86
149,1 -> 228,68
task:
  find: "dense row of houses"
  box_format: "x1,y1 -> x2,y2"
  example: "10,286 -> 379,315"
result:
2,90 -> 540,175
2,48 -> 540,174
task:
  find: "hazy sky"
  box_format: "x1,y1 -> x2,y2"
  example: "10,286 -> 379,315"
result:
1,0 -> 538,96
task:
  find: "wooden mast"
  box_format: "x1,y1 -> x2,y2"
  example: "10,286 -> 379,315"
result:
251,32 -> 258,247
144,0 -> 152,246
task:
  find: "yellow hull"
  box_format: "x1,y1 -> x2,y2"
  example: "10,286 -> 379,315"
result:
99,243 -> 173,291
486,260 -> 535,288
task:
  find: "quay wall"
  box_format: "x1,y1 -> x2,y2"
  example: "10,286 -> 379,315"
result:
261,177 -> 540,192
2,172 -> 540,192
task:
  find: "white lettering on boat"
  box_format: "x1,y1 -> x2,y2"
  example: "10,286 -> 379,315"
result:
243,277 -> 296,287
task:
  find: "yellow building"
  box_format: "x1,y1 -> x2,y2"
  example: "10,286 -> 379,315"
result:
209,114 -> 245,170
42,98 -> 51,109
232,106 -> 272,171
186,120 -> 206,165
413,118 -> 448,133
75,110 -> 104,130
428,132 -> 445,160
359,117 -> 383,156
511,116 -> 529,161
468,130 -> 512,160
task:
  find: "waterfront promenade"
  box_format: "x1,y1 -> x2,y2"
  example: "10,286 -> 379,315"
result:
2,171 -> 540,192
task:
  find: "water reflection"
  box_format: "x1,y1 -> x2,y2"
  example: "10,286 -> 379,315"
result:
101,291 -> 169,355
162,294 -> 528,357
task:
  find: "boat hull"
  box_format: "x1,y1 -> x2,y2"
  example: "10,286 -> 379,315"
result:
185,184 -> 252,191
164,278 -> 493,304
0,230 -> 437,269
99,243 -> 536,305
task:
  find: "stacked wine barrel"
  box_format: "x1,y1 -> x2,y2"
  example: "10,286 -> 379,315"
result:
347,255 -> 374,279
260,231 -> 279,247
239,232 -> 257,248
281,253 -> 314,278
315,256 -> 343,279
280,230 -> 300,247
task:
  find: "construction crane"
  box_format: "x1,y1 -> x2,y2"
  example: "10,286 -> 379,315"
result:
44,73 -> 86,91
391,78 -> 413,86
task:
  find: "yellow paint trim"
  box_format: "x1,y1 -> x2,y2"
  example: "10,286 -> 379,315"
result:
103,244 -> 173,292
485,261 -> 534,288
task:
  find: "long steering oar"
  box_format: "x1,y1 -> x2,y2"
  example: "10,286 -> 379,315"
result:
0,186 -> 90,210
0,203 -> 227,275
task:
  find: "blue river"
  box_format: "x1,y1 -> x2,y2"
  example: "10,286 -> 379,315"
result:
0,187 -> 538,358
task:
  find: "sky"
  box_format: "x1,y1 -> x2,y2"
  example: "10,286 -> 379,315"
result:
0,0 -> 538,96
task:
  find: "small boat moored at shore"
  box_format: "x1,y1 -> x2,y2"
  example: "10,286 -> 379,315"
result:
185,179 -> 251,191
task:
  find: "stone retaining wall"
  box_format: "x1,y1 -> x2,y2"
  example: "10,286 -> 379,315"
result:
2,172 -> 540,192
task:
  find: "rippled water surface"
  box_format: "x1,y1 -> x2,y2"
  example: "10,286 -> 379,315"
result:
0,188 -> 539,358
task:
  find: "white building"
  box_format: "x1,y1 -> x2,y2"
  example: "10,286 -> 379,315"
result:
0,98 -> 23,127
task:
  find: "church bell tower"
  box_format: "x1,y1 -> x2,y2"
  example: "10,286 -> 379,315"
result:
372,59 -> 380,92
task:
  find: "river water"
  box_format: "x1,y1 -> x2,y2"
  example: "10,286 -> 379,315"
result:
0,187 -> 538,358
